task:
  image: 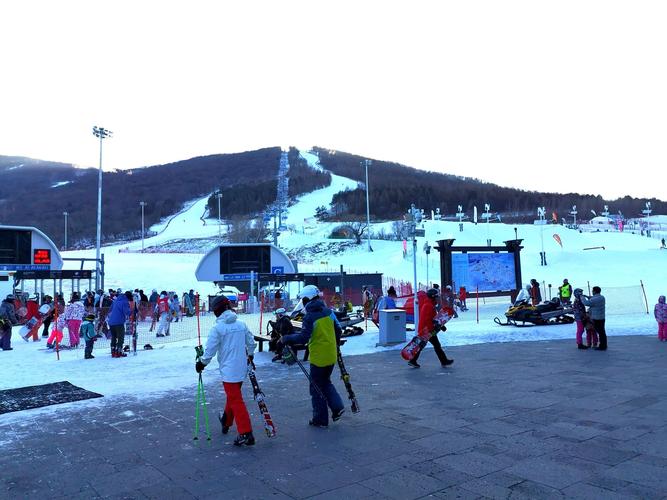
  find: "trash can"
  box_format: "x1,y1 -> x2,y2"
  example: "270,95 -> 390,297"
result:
378,308 -> 406,346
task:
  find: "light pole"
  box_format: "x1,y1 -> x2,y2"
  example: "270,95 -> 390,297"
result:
537,206 -> 546,266
570,204 -> 578,227
423,241 -> 431,286
92,126 -> 112,290
407,204 -> 422,329
642,201 -> 652,236
216,192 -> 223,237
483,203 -> 491,246
456,205 -> 464,232
139,202 -> 147,252
363,159 -> 373,252
63,211 -> 68,250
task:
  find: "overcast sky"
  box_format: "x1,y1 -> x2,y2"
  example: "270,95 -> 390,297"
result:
1,0 -> 665,200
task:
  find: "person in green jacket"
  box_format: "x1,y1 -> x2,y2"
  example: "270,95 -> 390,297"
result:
281,285 -> 345,427
80,313 -> 98,359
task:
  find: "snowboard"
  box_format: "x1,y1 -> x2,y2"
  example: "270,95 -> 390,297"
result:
400,311 -> 452,361
19,304 -> 52,341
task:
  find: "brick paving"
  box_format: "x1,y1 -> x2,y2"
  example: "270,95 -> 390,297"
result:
2,335 -> 667,499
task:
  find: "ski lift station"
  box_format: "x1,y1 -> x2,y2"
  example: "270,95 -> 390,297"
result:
0,225 -> 63,298
195,243 -> 297,289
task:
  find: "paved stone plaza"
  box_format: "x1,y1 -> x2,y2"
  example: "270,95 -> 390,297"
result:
2,335 -> 667,499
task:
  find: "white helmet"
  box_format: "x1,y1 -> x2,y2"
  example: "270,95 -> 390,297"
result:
298,285 -> 320,300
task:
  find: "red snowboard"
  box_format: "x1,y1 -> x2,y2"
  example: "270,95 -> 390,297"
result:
400,311 -> 452,361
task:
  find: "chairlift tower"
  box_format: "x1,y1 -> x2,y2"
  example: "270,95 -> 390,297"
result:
570,205 -> 578,227
537,206 -> 547,266
642,201 -> 652,236
482,203 -> 491,246
456,205 -> 464,232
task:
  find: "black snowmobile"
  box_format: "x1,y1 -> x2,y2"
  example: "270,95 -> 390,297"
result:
494,298 -> 574,327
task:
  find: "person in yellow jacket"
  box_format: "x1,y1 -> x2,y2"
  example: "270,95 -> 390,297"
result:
281,285 -> 345,427
558,279 -> 573,305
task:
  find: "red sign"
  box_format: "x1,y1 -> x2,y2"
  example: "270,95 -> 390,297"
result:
238,293 -> 248,301
33,249 -> 51,265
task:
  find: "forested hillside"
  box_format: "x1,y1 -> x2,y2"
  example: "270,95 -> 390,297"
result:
1,148 -> 282,248
314,148 -> 667,222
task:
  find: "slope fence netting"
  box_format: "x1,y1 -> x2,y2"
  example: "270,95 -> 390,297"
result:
48,300 -> 266,352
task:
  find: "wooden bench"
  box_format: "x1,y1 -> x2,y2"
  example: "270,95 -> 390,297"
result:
253,333 -> 310,361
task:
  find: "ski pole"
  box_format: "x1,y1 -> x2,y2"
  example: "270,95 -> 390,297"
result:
281,344 -> 326,401
193,345 -> 211,443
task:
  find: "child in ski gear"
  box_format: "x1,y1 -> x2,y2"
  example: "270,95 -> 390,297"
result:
107,291 -> 132,357
458,286 -> 468,311
442,285 -> 458,317
0,294 -> 19,351
62,292 -> 85,348
409,288 -> 453,368
40,295 -> 55,337
655,295 -> 667,341
80,313 -> 97,359
196,295 -> 256,446
155,292 -> 170,337
559,279 -> 573,305
581,286 -> 607,350
281,285 -> 345,427
572,288 -> 596,349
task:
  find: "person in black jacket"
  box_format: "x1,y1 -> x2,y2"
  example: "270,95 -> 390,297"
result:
269,308 -> 294,362
0,295 -> 19,351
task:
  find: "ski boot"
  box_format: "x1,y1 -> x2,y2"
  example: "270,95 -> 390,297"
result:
233,432 -> 255,446
218,411 -> 230,435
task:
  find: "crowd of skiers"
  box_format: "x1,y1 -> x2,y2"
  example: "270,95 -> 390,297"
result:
0,288 -> 200,355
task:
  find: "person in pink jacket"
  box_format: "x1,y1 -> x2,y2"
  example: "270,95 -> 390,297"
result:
62,292 -> 85,347
655,295 -> 667,341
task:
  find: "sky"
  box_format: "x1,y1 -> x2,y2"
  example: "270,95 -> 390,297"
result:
1,0 -> 666,200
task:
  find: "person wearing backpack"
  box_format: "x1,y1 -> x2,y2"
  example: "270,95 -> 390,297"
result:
0,294 -> 19,351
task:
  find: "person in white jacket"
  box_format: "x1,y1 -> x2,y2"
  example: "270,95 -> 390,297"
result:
196,295 -> 257,446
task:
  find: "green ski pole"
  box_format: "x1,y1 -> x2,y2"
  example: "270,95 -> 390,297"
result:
194,345 -> 212,443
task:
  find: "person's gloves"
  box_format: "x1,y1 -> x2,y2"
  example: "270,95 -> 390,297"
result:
195,360 -> 206,373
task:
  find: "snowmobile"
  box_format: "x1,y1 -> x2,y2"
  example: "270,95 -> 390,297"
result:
494,298 -> 574,327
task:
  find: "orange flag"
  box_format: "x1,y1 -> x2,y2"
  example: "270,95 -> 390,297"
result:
553,233 -> 563,248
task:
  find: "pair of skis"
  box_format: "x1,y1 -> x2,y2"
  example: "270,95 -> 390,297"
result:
247,358 -> 277,438
281,343 -> 360,414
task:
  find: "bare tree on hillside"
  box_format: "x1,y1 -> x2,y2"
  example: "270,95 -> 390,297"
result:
338,221 -> 368,245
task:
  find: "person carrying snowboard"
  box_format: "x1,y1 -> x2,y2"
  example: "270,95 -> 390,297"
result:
409,288 -> 454,368
281,285 -> 345,428
195,295 -> 257,446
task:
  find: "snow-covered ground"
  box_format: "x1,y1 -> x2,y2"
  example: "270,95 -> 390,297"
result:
2,148 -> 666,423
